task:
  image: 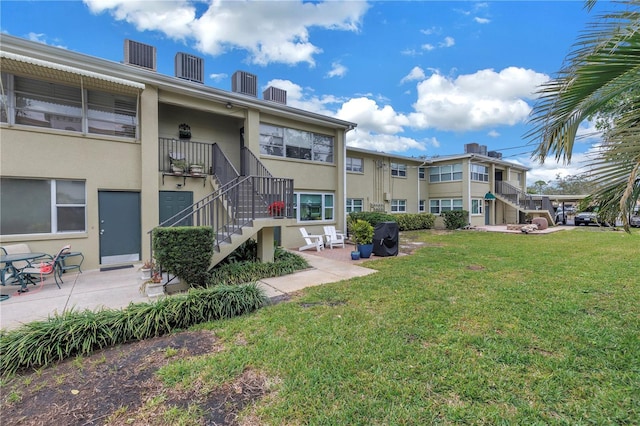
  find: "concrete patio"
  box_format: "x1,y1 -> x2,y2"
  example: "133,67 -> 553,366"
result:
0,248 -> 377,331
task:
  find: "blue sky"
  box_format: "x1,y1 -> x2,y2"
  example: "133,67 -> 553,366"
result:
1,1 -> 613,184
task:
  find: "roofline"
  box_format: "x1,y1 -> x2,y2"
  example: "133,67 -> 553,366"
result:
346,146 -> 430,164
347,146 -> 529,170
0,34 -> 357,130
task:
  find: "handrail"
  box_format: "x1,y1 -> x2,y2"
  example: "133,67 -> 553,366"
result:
158,138 -> 215,174
242,146 -> 273,177
495,181 -> 556,220
212,143 -> 240,187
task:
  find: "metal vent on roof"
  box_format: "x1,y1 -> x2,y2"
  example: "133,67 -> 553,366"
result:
124,39 -> 156,71
231,71 -> 257,97
175,52 -> 204,83
263,86 -> 287,104
464,143 -> 487,156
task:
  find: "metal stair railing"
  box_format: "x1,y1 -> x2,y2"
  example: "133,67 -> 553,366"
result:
494,181 -> 555,219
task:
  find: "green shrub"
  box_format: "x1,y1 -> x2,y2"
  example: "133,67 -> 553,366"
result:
153,227 -> 213,287
350,219 -> 374,245
208,250 -> 309,286
0,284 -> 266,376
441,210 -> 469,230
348,211 -> 395,227
394,213 -> 436,231
218,239 -> 258,265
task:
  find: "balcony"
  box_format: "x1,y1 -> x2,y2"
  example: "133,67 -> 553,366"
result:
158,137 -> 215,186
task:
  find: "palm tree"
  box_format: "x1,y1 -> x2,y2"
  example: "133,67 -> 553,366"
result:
526,0 -> 640,230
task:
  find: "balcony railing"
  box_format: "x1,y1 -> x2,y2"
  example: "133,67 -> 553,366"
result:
158,138 -> 214,174
495,181 -> 555,219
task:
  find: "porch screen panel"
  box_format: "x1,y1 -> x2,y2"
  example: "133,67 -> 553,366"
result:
14,76 -> 82,131
87,91 -> 137,137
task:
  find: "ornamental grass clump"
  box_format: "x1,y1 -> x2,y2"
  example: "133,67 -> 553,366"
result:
208,249 -> 309,286
0,283 -> 266,376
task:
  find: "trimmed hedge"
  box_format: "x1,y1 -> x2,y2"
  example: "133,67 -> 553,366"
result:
393,213 -> 436,230
0,284 -> 266,376
348,212 -> 396,227
441,210 -> 469,230
153,227 -> 214,287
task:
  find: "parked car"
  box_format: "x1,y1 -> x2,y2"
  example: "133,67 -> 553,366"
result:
630,215 -> 640,227
574,211 -> 610,226
554,206 -> 575,224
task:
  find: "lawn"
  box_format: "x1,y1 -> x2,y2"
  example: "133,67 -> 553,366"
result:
150,227 -> 639,424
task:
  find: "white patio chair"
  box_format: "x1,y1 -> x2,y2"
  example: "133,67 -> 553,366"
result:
298,228 -> 324,252
323,225 -> 346,249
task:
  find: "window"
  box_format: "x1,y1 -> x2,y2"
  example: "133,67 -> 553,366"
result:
346,157 -> 363,173
391,199 -> 407,213
0,178 -> 86,235
391,162 -> 407,177
512,171 -> 523,185
419,200 -> 425,212
294,192 -> 334,221
471,164 -> 489,182
259,123 -> 333,163
2,73 -> 138,137
429,163 -> 463,182
429,198 -> 463,215
346,198 -> 363,213
419,167 -> 426,179
471,199 -> 484,215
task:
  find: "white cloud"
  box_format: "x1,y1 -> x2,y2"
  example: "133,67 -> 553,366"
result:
409,67 -> 549,131
421,43 -> 435,51
83,0 -> 369,65
346,129 -> 428,154
488,130 -> 500,137
209,72 -> 227,82
474,17 -> 490,24
336,97 -> 410,135
440,36 -> 455,48
27,32 -> 47,43
326,62 -> 348,78
420,26 -> 441,36
400,66 -> 426,84
264,78 -> 342,117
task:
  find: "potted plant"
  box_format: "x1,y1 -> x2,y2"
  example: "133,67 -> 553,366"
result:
350,219 -> 374,258
268,200 -> 285,217
178,123 -> 191,139
139,259 -> 154,280
139,269 -> 164,297
189,163 -> 204,175
171,159 -> 187,174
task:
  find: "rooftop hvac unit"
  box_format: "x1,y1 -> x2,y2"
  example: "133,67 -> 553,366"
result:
488,151 -> 503,159
175,52 -> 204,83
464,143 -> 487,156
232,71 -> 257,97
124,39 -> 156,71
263,86 -> 287,104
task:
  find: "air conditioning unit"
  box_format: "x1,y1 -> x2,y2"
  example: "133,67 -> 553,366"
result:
263,86 -> 287,104
175,52 -> 204,83
488,151 -> 503,159
232,71 -> 257,97
124,39 -> 156,71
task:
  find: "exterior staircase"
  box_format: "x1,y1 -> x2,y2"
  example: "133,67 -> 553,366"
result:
494,181 -> 556,225
152,143 -> 294,270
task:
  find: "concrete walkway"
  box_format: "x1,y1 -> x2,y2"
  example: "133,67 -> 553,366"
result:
0,250 -> 376,331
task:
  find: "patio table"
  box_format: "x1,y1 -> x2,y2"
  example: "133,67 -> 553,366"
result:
0,252 -> 49,292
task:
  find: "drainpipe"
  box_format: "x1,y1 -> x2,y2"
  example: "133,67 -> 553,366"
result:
417,158 -> 428,213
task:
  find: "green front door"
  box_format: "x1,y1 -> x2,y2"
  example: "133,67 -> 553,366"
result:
98,191 -> 141,265
159,191 -> 193,226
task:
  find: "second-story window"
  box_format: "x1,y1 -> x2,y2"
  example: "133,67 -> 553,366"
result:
346,157 -> 363,172
470,164 -> 489,182
429,164 -> 462,182
391,162 -> 407,177
259,123 -> 334,163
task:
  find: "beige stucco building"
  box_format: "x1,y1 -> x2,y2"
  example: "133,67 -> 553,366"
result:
347,145 -> 539,228
0,35 -> 355,270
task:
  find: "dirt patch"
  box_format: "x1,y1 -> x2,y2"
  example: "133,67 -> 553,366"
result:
1,331 -> 270,425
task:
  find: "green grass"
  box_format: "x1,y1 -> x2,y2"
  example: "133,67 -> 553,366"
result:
159,228 -> 640,424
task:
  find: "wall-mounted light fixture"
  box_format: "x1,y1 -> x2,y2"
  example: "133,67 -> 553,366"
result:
176,183 -> 183,189
225,102 -> 233,109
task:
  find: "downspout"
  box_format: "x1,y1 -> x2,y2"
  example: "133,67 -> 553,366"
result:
468,156 -> 473,225
417,159 -> 428,213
